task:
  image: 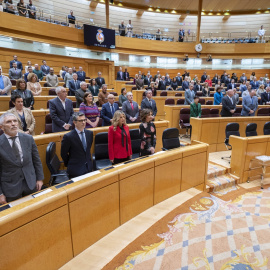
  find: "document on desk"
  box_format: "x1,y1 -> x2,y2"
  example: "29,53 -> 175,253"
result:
32,188 -> 53,198
152,151 -> 164,156
72,170 -> 101,182
113,163 -> 125,168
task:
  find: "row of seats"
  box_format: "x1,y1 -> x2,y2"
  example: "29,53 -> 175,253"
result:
46,127 -> 181,185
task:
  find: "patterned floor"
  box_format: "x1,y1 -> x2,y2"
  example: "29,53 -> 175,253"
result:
115,188 -> 270,269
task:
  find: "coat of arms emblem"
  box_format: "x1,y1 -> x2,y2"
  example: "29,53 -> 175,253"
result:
96,29 -> 105,44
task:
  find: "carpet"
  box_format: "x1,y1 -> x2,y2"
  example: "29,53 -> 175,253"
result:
103,185 -> 270,269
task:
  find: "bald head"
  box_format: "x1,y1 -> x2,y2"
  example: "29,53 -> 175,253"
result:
227,89 -> 234,97
107,94 -> 115,104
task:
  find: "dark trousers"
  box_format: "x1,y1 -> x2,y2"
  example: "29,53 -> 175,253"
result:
113,157 -> 129,165
6,179 -> 37,203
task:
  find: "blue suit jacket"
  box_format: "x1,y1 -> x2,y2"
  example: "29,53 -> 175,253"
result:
250,81 -> 259,90
101,102 -> 119,126
69,80 -> 81,95
227,83 -> 237,90
141,98 -> 157,116
49,97 -> 74,132
182,81 -> 189,90
77,71 -> 86,81
41,65 -> 50,76
241,95 -> 258,116
61,129 -> 93,177
9,60 -> 23,70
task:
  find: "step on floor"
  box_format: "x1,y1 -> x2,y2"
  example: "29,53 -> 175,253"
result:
207,174 -> 240,196
207,162 -> 227,179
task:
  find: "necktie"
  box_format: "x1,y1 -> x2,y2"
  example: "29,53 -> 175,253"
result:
111,104 -> 115,115
149,100 -> 152,106
10,137 -> 21,163
120,72 -> 122,79
268,93 -> 269,101
80,131 -> 87,151
251,98 -> 253,104
130,102 -> 134,110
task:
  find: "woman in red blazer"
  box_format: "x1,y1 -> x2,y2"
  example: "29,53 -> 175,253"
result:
108,110 -> 133,165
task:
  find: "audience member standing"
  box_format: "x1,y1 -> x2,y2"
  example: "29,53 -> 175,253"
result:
24,66 -> 33,82
40,60 -> 50,76
213,86 -> 223,105
220,89 -> 236,117
182,77 -> 190,90
46,68 -> 59,87
119,21 -> 126,36
49,86 -> 74,132
122,92 -> 139,123
156,29 -> 161,41
158,76 -> 167,90
64,68 -> 74,89
184,84 -> 195,105
205,75 -> 212,87
233,88 -> 239,104
139,109 -> 156,156
95,72 -> 105,88
17,0 -> 26,16
123,68 -> 129,81
108,111 -> 132,165
148,81 -> 157,96
101,94 -> 119,126
241,90 -> 258,116
178,29 -> 184,42
27,0 -> 36,19
240,73 -> 247,83
75,81 -> 90,108
61,112 -> 93,178
0,112 -> 43,204
9,62 -> 22,80
68,73 -> 81,96
141,90 -> 157,118
25,61 -> 34,73
27,73 -> 42,96
250,77 -> 259,90
116,67 -> 124,80
77,66 -> 86,81
201,72 -> 207,83
33,64 -> 43,81
79,93 -> 100,128
190,96 -> 202,118
240,81 -> 247,94
261,86 -> 270,105
258,25 -> 265,43
119,87 -> 128,106
68,10 -> 76,27
0,66 -> 12,95
88,78 -> 100,97
126,20 -> 133,37
98,84 -> 109,106
6,0 -> 16,14
9,94 -> 36,135
13,79 -> 34,109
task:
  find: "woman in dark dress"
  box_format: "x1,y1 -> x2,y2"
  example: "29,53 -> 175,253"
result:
12,79 -> 34,109
171,77 -> 178,90
139,109 -> 156,156
88,78 -> 100,97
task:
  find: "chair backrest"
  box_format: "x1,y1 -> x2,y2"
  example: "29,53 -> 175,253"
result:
109,92 -> 118,96
196,91 -> 203,96
232,107 -> 242,117
162,128 -> 180,150
180,108 -> 190,124
263,121 -> 270,135
177,99 -> 185,105
246,123 -> 257,137
10,79 -> 16,86
129,129 -> 140,155
175,93 -> 182,97
49,88 -> 56,95
72,101 -> 76,108
44,114 -> 52,134
225,123 -> 240,143
210,108 -> 219,117
165,98 -> 175,105
238,100 -> 242,105
160,91 -> 167,96
201,108 -> 211,118
132,87 -> 137,90
199,98 -> 205,105
46,142 -> 61,175
94,132 -> 109,160
206,100 -> 213,105
257,108 -> 270,116
209,93 -> 214,97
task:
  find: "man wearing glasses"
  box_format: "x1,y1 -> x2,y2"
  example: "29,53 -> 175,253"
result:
49,86 -> 74,132
101,94 -> 119,126
61,112 -> 93,178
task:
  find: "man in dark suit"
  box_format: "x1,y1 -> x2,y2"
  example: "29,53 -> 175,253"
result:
123,68 -> 129,81
122,92 -> 140,123
227,79 -> 236,90
69,73 -> 81,96
265,79 -> 270,89
61,112 -> 93,179
250,77 -> 259,90
201,71 -> 207,83
75,81 -> 90,108
194,80 -> 202,94
220,90 -> 236,117
141,90 -> 157,118
221,72 -> 228,85
101,94 -> 119,126
40,60 -> 50,76
49,86 -> 74,132
9,62 -> 22,80
116,67 -> 124,80
176,73 -> 182,87
0,112 -> 44,204
182,77 -> 190,90
24,66 -> 33,82
144,73 -> 151,87
96,72 -> 106,88
158,76 -> 167,90
9,55 -> 23,70
261,86 -> 270,105
165,74 -> 172,86
76,66 -> 86,81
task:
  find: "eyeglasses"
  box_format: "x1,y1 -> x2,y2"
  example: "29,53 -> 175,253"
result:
75,119 -> 87,122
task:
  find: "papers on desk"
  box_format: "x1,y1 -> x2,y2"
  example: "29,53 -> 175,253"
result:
72,170 -> 101,182
152,151 -> 165,156
113,163 -> 125,168
32,188 -> 53,198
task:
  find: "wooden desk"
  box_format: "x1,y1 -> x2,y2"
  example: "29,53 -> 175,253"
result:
230,135 -> 270,183
191,116 -> 270,152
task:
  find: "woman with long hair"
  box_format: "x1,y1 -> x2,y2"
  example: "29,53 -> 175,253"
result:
108,110 -> 132,165
27,73 -> 42,96
13,79 -> 34,109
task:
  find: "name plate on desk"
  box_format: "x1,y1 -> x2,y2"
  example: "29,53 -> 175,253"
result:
32,188 -> 53,198
0,204 -> 11,212
72,171 -> 101,182
55,180 -> 74,189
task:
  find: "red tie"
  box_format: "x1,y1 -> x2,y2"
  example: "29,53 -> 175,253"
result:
130,101 -> 134,110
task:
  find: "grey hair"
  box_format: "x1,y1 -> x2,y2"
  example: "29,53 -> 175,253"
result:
72,112 -> 85,121
0,112 -> 17,125
126,91 -> 132,97
55,86 -> 65,94
145,90 -> 152,95
102,84 -> 107,89
80,81 -> 87,87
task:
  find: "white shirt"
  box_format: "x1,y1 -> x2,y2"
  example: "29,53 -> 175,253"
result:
4,133 -> 23,163
58,96 -> 66,110
258,29 -> 265,36
75,128 -> 86,145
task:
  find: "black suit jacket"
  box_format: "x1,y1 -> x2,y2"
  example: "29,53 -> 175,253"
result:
76,71 -> 86,81
176,76 -> 182,86
101,102 -> 120,126
96,77 -> 105,87
123,72 -> 129,81
261,92 -> 270,104
69,80 -> 81,95
144,77 -> 151,87
9,60 -> 23,70
220,96 -> 236,117
61,129 -> 93,178
158,80 -> 166,90
116,71 -> 124,80
141,98 -> 157,116
201,75 -> 207,83
194,84 -> 202,94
